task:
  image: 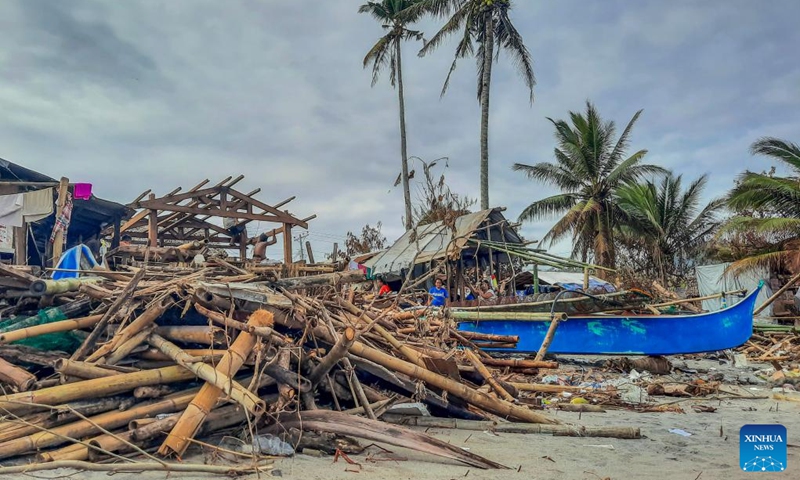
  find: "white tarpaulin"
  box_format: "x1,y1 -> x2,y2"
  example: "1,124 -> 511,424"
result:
695,262 -> 772,317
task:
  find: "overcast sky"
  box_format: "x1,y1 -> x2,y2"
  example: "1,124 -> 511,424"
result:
1,0 -> 798,259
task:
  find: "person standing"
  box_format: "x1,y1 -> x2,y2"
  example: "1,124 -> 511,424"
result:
428,278 -> 449,307
376,277 -> 392,296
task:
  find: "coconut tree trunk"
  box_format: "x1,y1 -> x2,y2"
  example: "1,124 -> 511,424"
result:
396,38 -> 413,230
479,15 -> 495,211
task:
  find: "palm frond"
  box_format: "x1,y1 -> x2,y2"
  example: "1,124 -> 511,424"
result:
517,194 -> 579,222
604,109 -> 643,173
494,7 -> 535,103
750,136 -> 800,172
511,162 -> 583,190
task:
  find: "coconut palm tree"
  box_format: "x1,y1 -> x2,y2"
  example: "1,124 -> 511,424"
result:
513,101 -> 665,269
720,137 -> 800,273
416,0 -> 535,210
360,0 -> 425,231
616,173 -> 724,283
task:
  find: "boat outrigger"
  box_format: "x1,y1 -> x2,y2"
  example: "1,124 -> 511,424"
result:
455,282 -> 763,355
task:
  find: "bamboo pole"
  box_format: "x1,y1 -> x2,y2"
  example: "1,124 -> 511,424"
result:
508,383 -> 594,393
154,325 -> 227,345
456,331 -> 519,344
37,441 -> 87,462
0,357 -> 37,391
0,365 -> 196,415
463,349 -> 515,402
54,359 -> 122,380
382,415 -> 639,439
449,311 -> 568,322
480,358 -> 558,369
71,269 -> 146,361
534,317 -> 562,362
347,339 -> 557,424
134,348 -> 222,362
194,303 -> 289,345
0,390 -> 197,459
145,334 -> 265,415
104,326 -> 157,366
0,460 -> 264,476
755,271 -> 800,315
0,315 -> 103,344
159,309 -> 273,457
29,278 -> 103,296
86,296 -> 171,362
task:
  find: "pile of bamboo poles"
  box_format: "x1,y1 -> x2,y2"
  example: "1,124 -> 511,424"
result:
0,263 -> 640,473
738,330 -> 800,363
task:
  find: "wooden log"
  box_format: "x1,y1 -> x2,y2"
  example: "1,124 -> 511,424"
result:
534,317 -> 562,361
480,358 -> 558,369
0,390 -> 198,460
133,385 -> 174,400
145,333 -> 265,415
463,349 -> 515,402
0,315 -> 103,344
159,309 -> 273,457
307,327 -> 356,387
381,415 -> 640,439
457,331 -> 519,344
134,348 -> 223,362
271,270 -> 365,290
556,404 -> 606,413
0,357 -> 36,391
71,269 -> 146,361
0,365 -> 196,415
54,359 -> 122,380
275,348 -> 294,412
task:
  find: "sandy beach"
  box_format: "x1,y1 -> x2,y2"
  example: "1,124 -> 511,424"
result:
4,356 -> 796,480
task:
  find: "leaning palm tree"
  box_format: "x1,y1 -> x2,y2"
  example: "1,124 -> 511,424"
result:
359,0 -> 425,231
616,173 -> 724,283
720,137 -> 800,273
417,0 -> 535,210
513,101 -> 665,269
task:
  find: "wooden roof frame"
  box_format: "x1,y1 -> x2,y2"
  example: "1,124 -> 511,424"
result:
113,176 -> 314,264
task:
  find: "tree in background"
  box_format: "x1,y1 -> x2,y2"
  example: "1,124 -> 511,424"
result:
715,137 -> 800,274
513,101 -> 664,269
409,156 -> 475,227
342,222 -> 388,258
417,0 -> 535,210
615,173 -> 724,284
360,0 -> 425,231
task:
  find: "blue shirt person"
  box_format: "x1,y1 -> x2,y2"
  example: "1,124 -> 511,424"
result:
428,278 -> 449,307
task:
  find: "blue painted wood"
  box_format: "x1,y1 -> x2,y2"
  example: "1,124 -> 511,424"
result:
456,284 -> 763,355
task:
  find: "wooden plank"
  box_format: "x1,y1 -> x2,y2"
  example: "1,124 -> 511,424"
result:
134,201 -> 285,222
13,226 -> 26,265
51,177 -> 69,265
227,188 -> 308,227
147,194 -> 158,248
283,224 -> 292,265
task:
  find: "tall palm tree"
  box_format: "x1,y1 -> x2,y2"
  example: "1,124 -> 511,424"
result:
360,0 -> 425,231
721,137 -> 800,273
513,101 -> 665,269
616,173 -> 724,283
417,0 -> 535,210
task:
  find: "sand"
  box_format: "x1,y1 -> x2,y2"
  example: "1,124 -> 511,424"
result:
3,357 -> 798,480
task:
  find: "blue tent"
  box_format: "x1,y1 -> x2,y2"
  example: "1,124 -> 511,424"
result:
52,244 -> 99,280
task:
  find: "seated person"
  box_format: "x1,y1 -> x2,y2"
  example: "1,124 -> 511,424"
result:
376,277 -> 392,296
464,287 -> 476,301
477,279 -> 496,302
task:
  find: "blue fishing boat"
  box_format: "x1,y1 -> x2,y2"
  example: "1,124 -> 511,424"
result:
455,283 -> 763,355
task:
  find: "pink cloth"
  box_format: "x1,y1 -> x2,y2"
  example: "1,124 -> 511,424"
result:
73,183 -> 92,200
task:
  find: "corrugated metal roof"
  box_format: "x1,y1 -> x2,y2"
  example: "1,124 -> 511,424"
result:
365,208 -> 522,276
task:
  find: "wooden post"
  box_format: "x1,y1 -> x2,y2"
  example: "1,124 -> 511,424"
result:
754,271 -> 800,315
534,316 -> 562,361
283,223 -> 292,265
583,267 -> 589,290
239,230 -> 247,262
331,242 -> 338,262
533,264 -> 539,294
305,240 -> 315,264
147,194 -> 158,248
13,226 -> 26,265
111,216 -> 121,249
51,177 -> 69,265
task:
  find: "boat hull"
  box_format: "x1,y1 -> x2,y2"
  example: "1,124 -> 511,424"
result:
456,285 -> 761,355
